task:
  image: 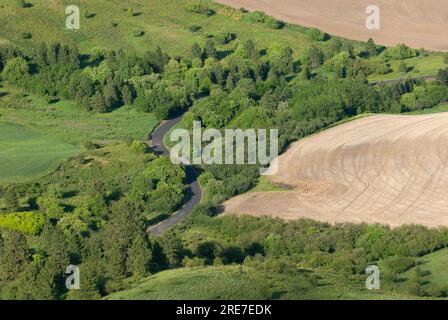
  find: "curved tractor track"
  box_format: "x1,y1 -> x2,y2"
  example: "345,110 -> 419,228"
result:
147,115 -> 202,236
223,113 -> 448,228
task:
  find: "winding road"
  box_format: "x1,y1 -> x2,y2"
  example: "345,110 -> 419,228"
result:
147,114 -> 202,236
145,73 -> 437,235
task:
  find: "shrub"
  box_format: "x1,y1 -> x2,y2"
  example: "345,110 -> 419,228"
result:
85,11 -> 96,18
83,140 -> 98,150
21,32 -> 32,40
185,1 -> 215,16
133,29 -> 144,37
384,44 -> 417,60
407,282 -> 424,296
264,16 -> 285,29
438,68 -> 448,85
182,256 -> 206,268
426,285 -> 448,298
384,257 -> 415,273
1,57 -> 29,83
306,28 -> 327,41
0,212 -> 45,235
131,140 -> 148,153
213,32 -> 236,45
244,11 -> 284,29
189,25 -> 201,32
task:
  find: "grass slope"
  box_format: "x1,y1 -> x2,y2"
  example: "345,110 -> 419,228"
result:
0,0 -> 315,57
0,87 -> 157,145
106,266 -> 267,300
404,248 -> 448,291
0,122 -> 78,183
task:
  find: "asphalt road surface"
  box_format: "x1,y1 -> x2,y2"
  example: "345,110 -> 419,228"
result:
147,114 -> 202,236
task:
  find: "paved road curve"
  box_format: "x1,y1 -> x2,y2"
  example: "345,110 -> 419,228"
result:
146,73 -> 436,235
147,114 -> 202,236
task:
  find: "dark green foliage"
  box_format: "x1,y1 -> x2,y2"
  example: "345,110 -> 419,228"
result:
438,68 -> 448,86
1,17 -> 447,301
384,44 -> 417,60
126,233 -> 153,278
244,11 -> 284,29
1,57 -> 29,83
103,198 -> 146,277
306,28 -> 327,41
21,32 -> 32,39
185,1 -> 215,16
384,257 -> 415,273
365,38 -> 378,56
0,231 -> 29,282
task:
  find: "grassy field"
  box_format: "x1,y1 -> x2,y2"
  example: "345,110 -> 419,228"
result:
0,85 -> 157,183
407,104 -> 448,115
403,248 -> 448,291
0,0 -> 316,57
2,0 -> 443,76
0,122 -> 78,183
106,266 -> 267,300
0,87 -> 157,145
368,54 -> 445,82
105,265 -> 415,300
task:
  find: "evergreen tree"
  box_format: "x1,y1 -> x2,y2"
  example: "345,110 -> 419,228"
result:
0,230 -> 30,282
191,42 -> 203,60
157,231 -> 184,267
438,68 -> 448,85
35,43 -> 48,66
307,46 -> 324,68
103,198 -> 146,277
91,92 -> 108,113
366,38 -> 377,56
205,39 -> 216,59
126,233 -> 152,278
103,78 -> 121,109
121,84 -> 134,105
244,39 -> 258,60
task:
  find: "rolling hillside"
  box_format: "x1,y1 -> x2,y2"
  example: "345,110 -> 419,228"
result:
224,112 -> 448,228
216,0 -> 448,51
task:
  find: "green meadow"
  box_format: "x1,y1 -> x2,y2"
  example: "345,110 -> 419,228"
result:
0,0 -> 315,57
0,87 -> 158,145
105,265 -> 413,300
0,86 -> 157,182
0,122 -> 78,183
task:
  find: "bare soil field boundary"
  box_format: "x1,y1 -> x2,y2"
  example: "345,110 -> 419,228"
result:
215,0 -> 448,51
223,113 -> 448,228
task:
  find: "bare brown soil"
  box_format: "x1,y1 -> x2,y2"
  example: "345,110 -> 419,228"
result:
215,0 -> 448,51
223,114 -> 448,228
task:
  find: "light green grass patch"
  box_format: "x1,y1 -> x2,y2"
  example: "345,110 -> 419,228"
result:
105,266 -> 266,300
368,54 -> 445,82
249,176 -> 289,192
0,88 -> 158,145
0,122 -> 78,183
404,248 -> 448,289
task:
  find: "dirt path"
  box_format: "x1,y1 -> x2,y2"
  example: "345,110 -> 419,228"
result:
223,113 -> 448,228
215,0 -> 448,52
